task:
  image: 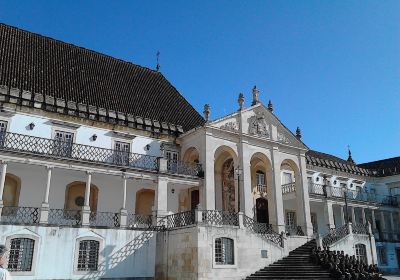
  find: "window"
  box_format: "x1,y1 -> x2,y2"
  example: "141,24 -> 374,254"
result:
377,247 -> 387,266
54,130 -> 74,157
256,171 -> 265,186
282,172 -> 293,185
311,213 -> 318,234
286,211 -> 296,228
355,244 -> 367,264
215,237 -> 234,265
8,238 -> 35,272
77,240 -> 100,271
0,120 -> 8,146
166,151 -> 179,172
114,141 -> 130,165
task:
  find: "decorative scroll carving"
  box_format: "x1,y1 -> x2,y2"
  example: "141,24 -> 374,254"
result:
277,131 -> 290,144
220,121 -> 238,132
248,112 -> 270,138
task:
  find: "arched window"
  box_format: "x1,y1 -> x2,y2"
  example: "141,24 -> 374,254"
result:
355,243 -> 367,264
215,237 -> 234,265
8,238 -> 35,272
77,240 -> 100,271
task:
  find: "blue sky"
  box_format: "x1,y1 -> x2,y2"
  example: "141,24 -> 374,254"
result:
0,1 -> 399,163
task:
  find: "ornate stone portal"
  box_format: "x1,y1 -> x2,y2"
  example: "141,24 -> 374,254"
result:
222,159 -> 236,212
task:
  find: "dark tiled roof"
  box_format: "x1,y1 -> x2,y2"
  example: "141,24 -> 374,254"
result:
0,23 -> 205,132
359,157 -> 400,177
306,150 -> 371,176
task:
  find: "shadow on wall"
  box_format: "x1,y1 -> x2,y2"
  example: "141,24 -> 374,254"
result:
80,230 -> 155,280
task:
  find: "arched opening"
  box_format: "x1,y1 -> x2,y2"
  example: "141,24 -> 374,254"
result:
182,147 -> 200,163
214,146 -> 238,212
65,182 -> 98,211
256,198 -> 269,224
250,153 -> 273,221
3,173 -> 21,207
135,189 -> 155,216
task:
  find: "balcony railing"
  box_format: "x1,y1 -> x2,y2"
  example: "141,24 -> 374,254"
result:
166,159 -> 203,177
48,208 -> 82,226
322,224 -> 349,247
243,215 -> 283,247
282,182 -> 296,194
374,230 -> 400,242
254,184 -> 267,194
285,224 -> 305,236
309,184 -> 399,207
200,210 -> 239,226
0,206 -> 39,225
166,210 -> 196,229
0,131 -> 159,171
89,211 -> 120,228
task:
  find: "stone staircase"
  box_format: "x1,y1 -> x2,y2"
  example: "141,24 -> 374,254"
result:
245,240 -> 333,279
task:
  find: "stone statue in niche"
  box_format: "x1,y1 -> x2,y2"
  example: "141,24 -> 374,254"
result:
220,121 -> 238,132
277,131 -> 291,144
222,158 -> 236,212
248,112 -> 270,137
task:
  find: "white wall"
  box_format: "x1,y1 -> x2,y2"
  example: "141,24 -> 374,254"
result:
0,225 -> 155,280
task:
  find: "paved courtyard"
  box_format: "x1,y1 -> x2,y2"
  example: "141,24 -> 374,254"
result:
386,276 -> 400,280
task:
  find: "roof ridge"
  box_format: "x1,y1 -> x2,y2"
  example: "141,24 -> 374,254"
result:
359,156 -> 400,166
0,22 -> 159,75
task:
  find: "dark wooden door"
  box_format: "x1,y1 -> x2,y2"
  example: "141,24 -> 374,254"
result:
256,198 -> 269,224
191,190 -> 199,210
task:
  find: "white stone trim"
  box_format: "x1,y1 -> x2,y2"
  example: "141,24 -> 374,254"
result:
73,233 -> 104,275
212,235 -> 238,269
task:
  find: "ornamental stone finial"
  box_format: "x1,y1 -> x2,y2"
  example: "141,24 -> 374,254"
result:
238,93 -> 244,110
296,127 -> 302,139
347,145 -> 355,164
203,104 -> 210,122
267,100 -> 273,113
252,86 -> 260,106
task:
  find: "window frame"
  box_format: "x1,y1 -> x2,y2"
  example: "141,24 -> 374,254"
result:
5,234 -> 39,276
212,236 -> 237,268
112,138 -> 132,165
355,243 -> 368,265
377,246 -> 387,266
73,236 -> 103,275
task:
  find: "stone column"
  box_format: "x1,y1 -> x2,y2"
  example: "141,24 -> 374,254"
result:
371,209 -> 376,230
361,208 -> 366,224
40,166 -> 53,223
380,211 -> 387,240
390,211 -> 396,239
270,147 -> 285,234
82,171 -> 92,226
203,132 -> 215,210
296,153 -> 313,236
0,161 -> 7,205
0,161 -> 7,217
340,205 -> 346,226
240,141 -> 253,217
156,176 -> 168,218
120,175 -> 128,228
324,201 -> 335,232
351,207 -> 356,224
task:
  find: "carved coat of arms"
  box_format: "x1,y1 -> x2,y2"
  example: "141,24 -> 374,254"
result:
248,112 -> 270,138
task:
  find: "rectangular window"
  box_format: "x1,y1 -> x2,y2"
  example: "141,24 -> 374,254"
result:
286,211 -> 296,227
282,172 -> 293,185
256,172 -> 265,186
377,247 -> 387,266
114,141 -> 130,165
8,238 -> 35,272
53,130 -> 74,157
77,240 -> 100,271
166,151 -> 179,172
215,237 -> 234,265
0,120 -> 7,133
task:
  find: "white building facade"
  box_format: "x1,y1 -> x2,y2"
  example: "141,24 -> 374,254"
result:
0,23 -> 398,279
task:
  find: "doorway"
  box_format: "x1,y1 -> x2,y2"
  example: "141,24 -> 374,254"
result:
256,198 -> 269,224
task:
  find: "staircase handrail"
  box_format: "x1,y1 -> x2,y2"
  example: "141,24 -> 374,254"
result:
322,224 -> 349,247
243,215 -> 283,247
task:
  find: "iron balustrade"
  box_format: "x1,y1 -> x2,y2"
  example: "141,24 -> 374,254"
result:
48,208 -> 82,226
166,210 -> 196,229
200,210 -> 239,226
282,182 -> 296,194
89,211 -> 120,228
243,215 -> 283,247
285,225 -> 305,236
0,206 -> 39,225
308,183 -> 325,196
0,131 -> 158,171
352,223 -> 369,235
126,213 -> 153,229
322,224 -> 349,247
166,159 -> 204,177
